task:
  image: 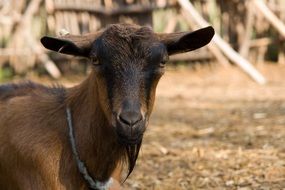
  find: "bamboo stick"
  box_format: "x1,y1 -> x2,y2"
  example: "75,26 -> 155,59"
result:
81,12 -> 90,33
178,0 -> 266,84
253,0 -> 285,38
170,51 -> 214,62
104,0 -> 113,8
26,35 -> 61,79
63,11 -> 70,32
0,48 -> 31,56
7,0 -> 43,72
6,0 -> 61,77
163,17 -> 177,33
55,12 -> 62,34
45,0 -> 55,14
239,1 -> 254,58
54,2 -> 178,16
47,15 -> 56,33
180,10 -> 230,67
277,0 -> 285,64
250,38 -> 272,47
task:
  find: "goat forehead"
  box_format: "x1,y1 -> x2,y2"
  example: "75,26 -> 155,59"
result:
99,42 -> 164,71
103,24 -> 157,40
94,25 -> 160,60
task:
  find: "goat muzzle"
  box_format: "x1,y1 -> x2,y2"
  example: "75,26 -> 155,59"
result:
115,110 -> 146,145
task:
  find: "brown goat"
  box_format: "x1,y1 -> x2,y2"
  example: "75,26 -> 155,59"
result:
0,24 -> 214,189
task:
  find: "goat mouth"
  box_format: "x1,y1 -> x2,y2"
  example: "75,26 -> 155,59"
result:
116,133 -> 143,145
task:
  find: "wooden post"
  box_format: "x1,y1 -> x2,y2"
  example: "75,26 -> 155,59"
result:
5,0 -> 61,78
239,1 -> 254,58
253,0 -> 285,38
181,10 -> 230,67
27,35 -> 61,79
277,0 -> 285,64
178,0 -> 267,85
7,0 -> 43,73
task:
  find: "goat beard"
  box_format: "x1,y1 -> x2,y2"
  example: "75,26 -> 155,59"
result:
124,139 -> 142,180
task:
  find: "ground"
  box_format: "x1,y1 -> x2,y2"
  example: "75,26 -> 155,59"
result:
122,64 -> 285,190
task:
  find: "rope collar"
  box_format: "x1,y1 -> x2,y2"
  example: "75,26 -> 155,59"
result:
66,107 -> 113,190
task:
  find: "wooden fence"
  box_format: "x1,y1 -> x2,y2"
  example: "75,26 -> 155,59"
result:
0,0 -> 284,83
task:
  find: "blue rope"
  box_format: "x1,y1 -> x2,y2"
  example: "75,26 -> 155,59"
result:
66,107 -> 113,190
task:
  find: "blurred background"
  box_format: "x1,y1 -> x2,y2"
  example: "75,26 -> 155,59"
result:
0,0 -> 285,189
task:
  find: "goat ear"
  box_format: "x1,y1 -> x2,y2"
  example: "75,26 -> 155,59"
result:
40,32 -> 102,57
158,26 -> 215,55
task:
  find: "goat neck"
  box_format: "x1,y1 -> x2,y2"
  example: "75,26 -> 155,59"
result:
65,70 -> 125,182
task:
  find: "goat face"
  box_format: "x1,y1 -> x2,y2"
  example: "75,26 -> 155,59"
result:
41,24 -> 214,145
90,25 -> 167,145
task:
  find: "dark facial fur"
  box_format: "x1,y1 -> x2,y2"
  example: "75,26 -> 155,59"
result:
90,24 -> 167,144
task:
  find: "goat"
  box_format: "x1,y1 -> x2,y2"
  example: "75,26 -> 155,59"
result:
0,23 -> 214,189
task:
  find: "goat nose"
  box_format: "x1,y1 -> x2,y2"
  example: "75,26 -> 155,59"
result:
119,111 -> 142,126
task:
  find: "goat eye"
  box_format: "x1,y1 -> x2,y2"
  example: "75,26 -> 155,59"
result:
159,60 -> 166,67
159,55 -> 169,68
90,57 -> 100,66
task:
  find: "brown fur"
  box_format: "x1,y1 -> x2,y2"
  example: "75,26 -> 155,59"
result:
0,74 -> 125,189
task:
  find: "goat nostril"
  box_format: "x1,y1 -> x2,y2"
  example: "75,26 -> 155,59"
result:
119,115 -> 131,125
118,111 -> 142,126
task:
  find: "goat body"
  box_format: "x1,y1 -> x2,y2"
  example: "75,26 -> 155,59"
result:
0,76 -> 124,189
0,24 -> 214,189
